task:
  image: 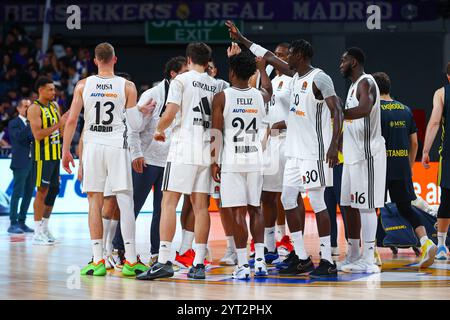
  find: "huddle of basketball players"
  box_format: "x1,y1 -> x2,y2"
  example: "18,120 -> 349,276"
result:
60,20 -> 448,280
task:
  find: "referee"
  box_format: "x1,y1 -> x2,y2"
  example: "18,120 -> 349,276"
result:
373,72 -> 437,267
27,77 -> 67,245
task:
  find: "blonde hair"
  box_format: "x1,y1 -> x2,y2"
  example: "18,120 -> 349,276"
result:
95,42 -> 115,63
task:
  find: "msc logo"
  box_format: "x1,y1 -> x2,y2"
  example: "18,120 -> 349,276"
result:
277,81 -> 284,90
96,84 -> 112,90
232,108 -> 258,113
389,121 -> 406,128
301,81 -> 307,90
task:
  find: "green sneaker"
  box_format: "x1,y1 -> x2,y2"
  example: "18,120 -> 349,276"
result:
122,257 -> 149,277
81,259 -> 107,276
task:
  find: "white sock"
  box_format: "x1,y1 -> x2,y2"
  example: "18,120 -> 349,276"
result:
264,227 -> 276,252
360,209 -> 377,264
320,235 -> 333,263
34,220 -> 42,234
106,220 -> 118,256
419,235 -> 429,246
347,238 -> 360,260
124,239 -> 136,264
102,218 -> 111,253
179,230 -> 194,255
42,218 -> 49,232
236,248 -> 248,267
255,243 -> 265,260
276,224 -> 286,240
158,241 -> 172,264
116,191 -> 136,263
437,232 -> 447,247
226,236 -> 236,251
92,239 -> 103,263
291,231 -> 308,260
193,243 -> 207,266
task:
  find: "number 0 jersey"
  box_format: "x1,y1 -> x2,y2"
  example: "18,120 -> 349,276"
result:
166,70 -> 219,166
221,87 -> 266,173
82,75 -> 128,148
285,68 -> 332,161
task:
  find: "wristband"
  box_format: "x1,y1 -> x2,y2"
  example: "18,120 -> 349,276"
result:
249,43 -> 268,57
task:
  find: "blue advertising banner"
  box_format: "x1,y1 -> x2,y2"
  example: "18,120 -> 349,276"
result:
0,1 -> 439,24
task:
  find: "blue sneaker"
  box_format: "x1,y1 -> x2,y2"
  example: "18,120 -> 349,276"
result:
249,248 -> 279,267
18,223 -> 34,233
435,245 -> 448,260
7,224 -> 24,234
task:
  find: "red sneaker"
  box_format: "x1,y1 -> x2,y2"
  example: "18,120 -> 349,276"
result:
174,249 -> 195,268
276,235 -> 294,255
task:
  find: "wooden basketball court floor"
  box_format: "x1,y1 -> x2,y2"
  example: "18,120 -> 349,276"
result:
0,212 -> 449,300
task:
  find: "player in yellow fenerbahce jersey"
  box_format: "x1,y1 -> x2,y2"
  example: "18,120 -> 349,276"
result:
27,76 -> 68,245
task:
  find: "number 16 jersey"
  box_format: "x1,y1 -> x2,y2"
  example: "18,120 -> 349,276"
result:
82,75 -> 128,148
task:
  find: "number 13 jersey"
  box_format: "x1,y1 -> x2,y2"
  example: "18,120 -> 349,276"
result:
82,75 -> 128,148
221,87 -> 266,173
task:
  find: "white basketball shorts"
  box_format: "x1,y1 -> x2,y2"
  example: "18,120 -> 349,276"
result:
220,171 -> 263,207
283,157 -> 333,190
162,162 -> 212,195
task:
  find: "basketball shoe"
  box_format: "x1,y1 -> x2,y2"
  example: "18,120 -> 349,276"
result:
309,259 -> 338,278
122,256 -> 149,276
418,240 -> 437,268
33,231 -> 54,246
81,259 -> 107,276
276,235 -> 294,256
278,255 -> 315,275
435,245 -> 448,261
220,247 -> 237,266
105,255 -> 117,269
136,261 -> 174,280
254,258 -> 268,276
341,258 -> 381,273
232,264 -> 251,280
187,264 -> 206,279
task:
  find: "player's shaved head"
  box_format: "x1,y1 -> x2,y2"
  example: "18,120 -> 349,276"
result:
95,42 -> 115,63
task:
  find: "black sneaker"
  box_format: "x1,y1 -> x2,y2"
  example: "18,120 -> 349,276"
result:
309,259 -> 338,278
275,250 -> 297,270
278,255 -> 314,275
187,264 -> 206,279
136,261 -> 174,280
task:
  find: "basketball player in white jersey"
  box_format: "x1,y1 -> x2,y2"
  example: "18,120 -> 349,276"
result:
211,49 -> 272,279
338,47 -> 386,273
259,42 -> 292,263
137,42 -> 219,280
227,21 -> 344,278
62,42 -> 155,276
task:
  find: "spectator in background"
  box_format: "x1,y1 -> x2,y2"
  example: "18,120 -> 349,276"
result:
7,98 -> 34,234
67,64 -> 79,98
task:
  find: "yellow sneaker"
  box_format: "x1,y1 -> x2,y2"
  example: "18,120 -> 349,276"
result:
374,247 -> 382,266
418,239 -> 437,268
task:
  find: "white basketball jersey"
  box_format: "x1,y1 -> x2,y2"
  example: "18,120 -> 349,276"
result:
264,74 -> 292,132
166,70 -> 219,166
221,87 -> 266,173
343,74 -> 386,164
285,68 -> 332,161
82,75 -> 127,148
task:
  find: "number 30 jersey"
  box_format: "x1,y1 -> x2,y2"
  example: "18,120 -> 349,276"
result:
221,87 -> 266,173
82,75 -> 128,148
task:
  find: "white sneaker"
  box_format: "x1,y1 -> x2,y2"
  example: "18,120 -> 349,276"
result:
43,229 -> 56,242
337,255 -> 360,271
341,259 -> 381,274
33,232 -> 54,246
232,264 -> 251,280
254,258 -> 268,276
105,256 -> 116,269
220,248 -> 237,266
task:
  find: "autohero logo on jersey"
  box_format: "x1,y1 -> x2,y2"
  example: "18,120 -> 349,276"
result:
90,92 -> 118,98
290,106 -> 306,117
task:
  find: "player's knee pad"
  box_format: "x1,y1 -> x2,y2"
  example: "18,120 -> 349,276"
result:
281,186 -> 299,211
44,185 -> 59,206
308,188 -> 327,213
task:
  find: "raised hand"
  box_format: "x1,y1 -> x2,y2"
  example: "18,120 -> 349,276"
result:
225,20 -> 243,42
255,56 -> 266,70
227,42 -> 242,57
